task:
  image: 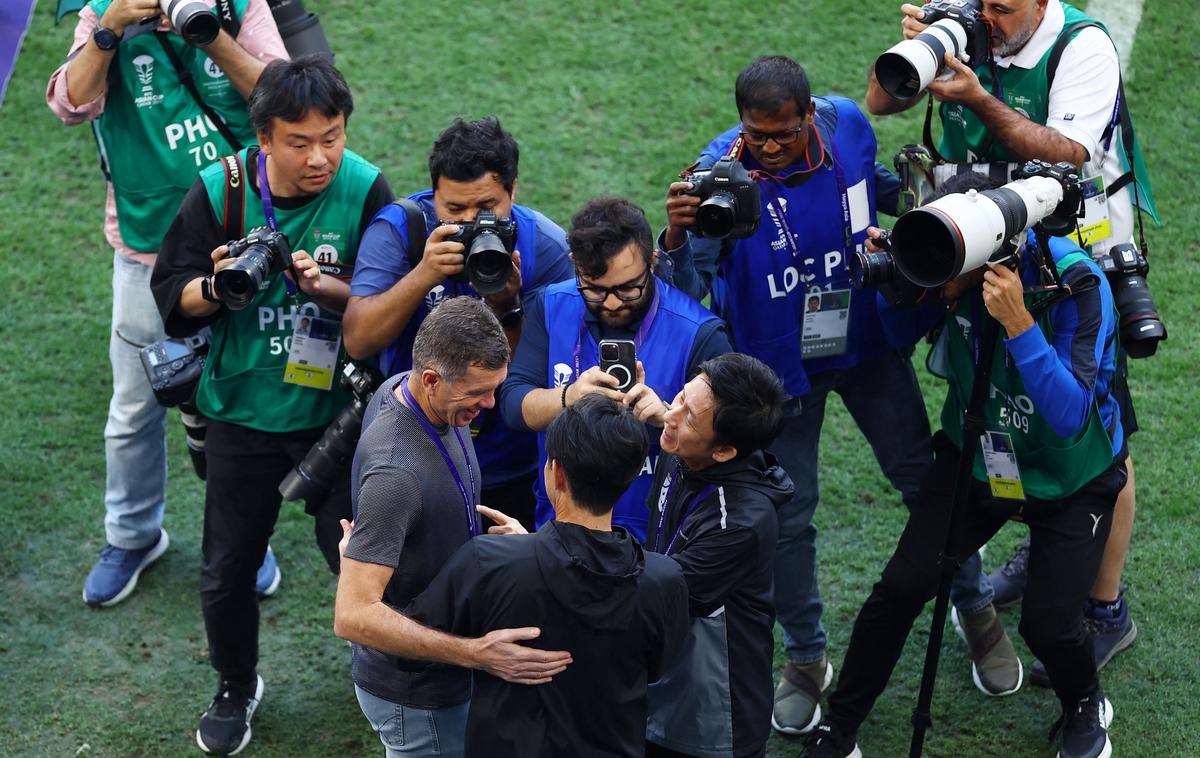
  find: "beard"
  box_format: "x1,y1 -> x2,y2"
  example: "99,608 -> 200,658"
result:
588,275 -> 656,330
993,17 -> 1037,57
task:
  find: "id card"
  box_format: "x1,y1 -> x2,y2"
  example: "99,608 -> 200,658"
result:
284,316 -> 341,390
980,430 -> 1025,500
801,289 -> 851,358
1071,174 -> 1112,247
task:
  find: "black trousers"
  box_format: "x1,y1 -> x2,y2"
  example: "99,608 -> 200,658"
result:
826,431 -> 1127,736
202,419 -> 351,681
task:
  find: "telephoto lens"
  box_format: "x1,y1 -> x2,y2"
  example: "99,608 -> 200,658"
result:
159,0 -> 220,46
874,0 -> 989,99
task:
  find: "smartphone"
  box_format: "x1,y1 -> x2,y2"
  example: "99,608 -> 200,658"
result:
598,339 -> 637,393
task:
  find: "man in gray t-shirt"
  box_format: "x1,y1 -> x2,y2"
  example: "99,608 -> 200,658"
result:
335,298 -> 571,758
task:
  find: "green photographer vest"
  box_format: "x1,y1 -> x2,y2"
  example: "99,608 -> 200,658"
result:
934,250 -> 1115,500
88,0 -> 255,252
195,147 -> 380,433
937,3 -> 1157,222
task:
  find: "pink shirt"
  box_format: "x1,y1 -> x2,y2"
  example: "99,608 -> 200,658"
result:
46,0 -> 288,263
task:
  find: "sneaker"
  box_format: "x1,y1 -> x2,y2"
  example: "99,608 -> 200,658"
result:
772,657 -> 834,735
1051,687 -> 1113,758
988,539 -> 1030,609
255,545 -> 281,599
196,674 -> 264,755
82,528 -> 170,607
1030,596 -> 1137,688
801,723 -> 862,758
951,604 -> 1023,696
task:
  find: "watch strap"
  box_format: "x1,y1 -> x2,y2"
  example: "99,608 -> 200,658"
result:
200,276 -> 220,304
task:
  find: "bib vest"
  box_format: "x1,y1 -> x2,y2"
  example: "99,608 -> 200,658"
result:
196,147 -> 380,432
936,246 -> 1116,499
372,192 -> 545,486
535,278 -> 718,540
88,0 -> 256,252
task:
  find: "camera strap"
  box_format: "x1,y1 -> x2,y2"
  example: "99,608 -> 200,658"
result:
220,154 -> 245,242
214,0 -> 241,39
391,198 -> 428,272
154,33 -> 244,153
255,149 -> 300,295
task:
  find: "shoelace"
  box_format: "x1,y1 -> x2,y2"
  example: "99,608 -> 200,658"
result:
1047,694 -> 1101,741
206,682 -> 253,719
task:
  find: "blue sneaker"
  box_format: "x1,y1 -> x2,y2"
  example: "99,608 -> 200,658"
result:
255,546 -> 281,599
82,528 -> 170,607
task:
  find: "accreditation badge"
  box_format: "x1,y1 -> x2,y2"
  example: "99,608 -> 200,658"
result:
801,289 -> 851,358
980,430 -> 1025,500
284,316 -> 341,390
1071,174 -> 1112,247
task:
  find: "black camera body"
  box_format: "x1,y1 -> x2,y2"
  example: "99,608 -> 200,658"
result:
684,157 -> 761,239
215,226 -> 292,310
140,331 -> 210,407
1093,243 -> 1167,358
1013,159 -> 1082,235
920,0 -> 987,43
443,210 -> 517,296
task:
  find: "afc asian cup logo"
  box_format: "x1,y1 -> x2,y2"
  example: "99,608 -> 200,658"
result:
132,55 -> 155,85
424,285 -> 446,311
553,363 -> 573,388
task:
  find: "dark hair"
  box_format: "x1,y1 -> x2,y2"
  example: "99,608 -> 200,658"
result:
930,171 -> 1000,201
428,118 -> 519,193
698,353 -> 787,455
567,197 -> 654,279
249,55 -> 354,136
544,394 -> 648,517
411,297 -> 509,382
735,56 -> 811,117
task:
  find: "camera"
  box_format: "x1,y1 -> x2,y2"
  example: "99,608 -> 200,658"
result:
278,361 -> 384,506
874,0 -> 991,100
140,331 -> 211,479
160,0 -> 220,46
443,210 -> 518,296
848,230 -> 931,307
853,160 -> 1081,294
1093,243 -> 1167,358
215,226 -> 292,310
683,157 -> 761,239
266,0 -> 333,59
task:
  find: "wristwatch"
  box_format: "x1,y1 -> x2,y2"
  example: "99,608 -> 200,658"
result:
498,306 -> 524,329
93,24 -> 122,51
200,276 -> 221,304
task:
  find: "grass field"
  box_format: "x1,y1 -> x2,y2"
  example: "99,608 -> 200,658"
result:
1,1 -> 1197,756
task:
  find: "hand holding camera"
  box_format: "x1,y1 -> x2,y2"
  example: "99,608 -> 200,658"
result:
210,226 -> 292,310
99,0 -> 162,38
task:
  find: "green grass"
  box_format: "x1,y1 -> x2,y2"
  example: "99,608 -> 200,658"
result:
1,1 -> 1197,755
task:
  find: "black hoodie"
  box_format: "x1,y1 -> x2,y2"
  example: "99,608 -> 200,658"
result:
644,450 -> 794,758
408,520 -> 689,757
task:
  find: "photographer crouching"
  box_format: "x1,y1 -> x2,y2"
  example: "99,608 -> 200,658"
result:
151,56 -> 393,755
806,170 -> 1126,758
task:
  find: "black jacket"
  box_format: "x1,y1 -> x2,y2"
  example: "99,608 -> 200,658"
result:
644,450 -> 794,758
408,520 -> 689,757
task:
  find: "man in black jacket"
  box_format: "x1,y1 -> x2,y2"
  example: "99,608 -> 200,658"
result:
407,394 -> 690,757
644,353 -> 793,758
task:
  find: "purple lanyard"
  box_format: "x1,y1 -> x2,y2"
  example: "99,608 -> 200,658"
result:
256,150 -> 298,295
571,280 -> 661,380
399,379 -> 479,538
654,468 -> 717,556
762,134 -> 852,273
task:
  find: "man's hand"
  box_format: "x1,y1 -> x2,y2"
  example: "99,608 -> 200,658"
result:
99,0 -> 161,37
288,250 -> 324,296
412,224 -> 468,288
622,361 -> 668,427
865,226 -> 890,253
483,249 -> 523,313
900,3 -> 929,39
982,261 -> 1034,337
476,505 -> 528,536
664,181 -> 699,251
469,627 -> 572,685
566,366 -> 623,405
927,52 -> 987,107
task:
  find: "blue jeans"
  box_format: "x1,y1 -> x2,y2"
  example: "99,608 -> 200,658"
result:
104,252 -> 168,549
354,685 -> 467,758
774,348 -> 993,664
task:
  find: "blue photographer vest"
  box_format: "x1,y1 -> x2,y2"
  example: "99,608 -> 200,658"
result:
535,278 -> 717,540
372,191 -> 543,487
703,97 -> 890,397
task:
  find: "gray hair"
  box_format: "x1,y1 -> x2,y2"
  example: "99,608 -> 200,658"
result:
411,297 -> 509,381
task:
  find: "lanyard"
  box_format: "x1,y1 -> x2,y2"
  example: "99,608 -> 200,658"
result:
399,379 -> 479,538
571,280 -> 661,381
654,467 -> 717,556
761,131 -> 853,269
256,150 -> 298,295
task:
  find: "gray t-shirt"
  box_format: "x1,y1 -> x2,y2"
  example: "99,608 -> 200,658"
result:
346,372 -> 482,707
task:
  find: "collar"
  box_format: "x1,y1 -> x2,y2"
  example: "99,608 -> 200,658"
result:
995,0 -> 1064,70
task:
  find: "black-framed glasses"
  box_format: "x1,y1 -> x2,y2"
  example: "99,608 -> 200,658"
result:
576,268 -> 652,304
739,126 -> 805,147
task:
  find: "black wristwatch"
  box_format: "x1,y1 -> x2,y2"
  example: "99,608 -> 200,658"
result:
498,306 -> 524,329
200,276 -> 221,304
93,24 -> 122,51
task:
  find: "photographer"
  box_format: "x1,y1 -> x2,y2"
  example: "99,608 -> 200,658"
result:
499,197 -> 730,541
662,55 -> 1015,735
47,0 -> 287,608
867,0 -> 1157,671
804,173 -> 1126,758
151,57 -> 393,755
344,117 -> 572,531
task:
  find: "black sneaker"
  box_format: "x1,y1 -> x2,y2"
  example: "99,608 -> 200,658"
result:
196,675 -> 264,755
801,724 -> 862,758
1030,595 -> 1138,688
988,539 -> 1030,609
1051,688 -> 1113,758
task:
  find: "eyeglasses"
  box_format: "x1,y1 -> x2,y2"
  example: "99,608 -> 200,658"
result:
576,268 -> 652,304
739,126 -> 806,147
